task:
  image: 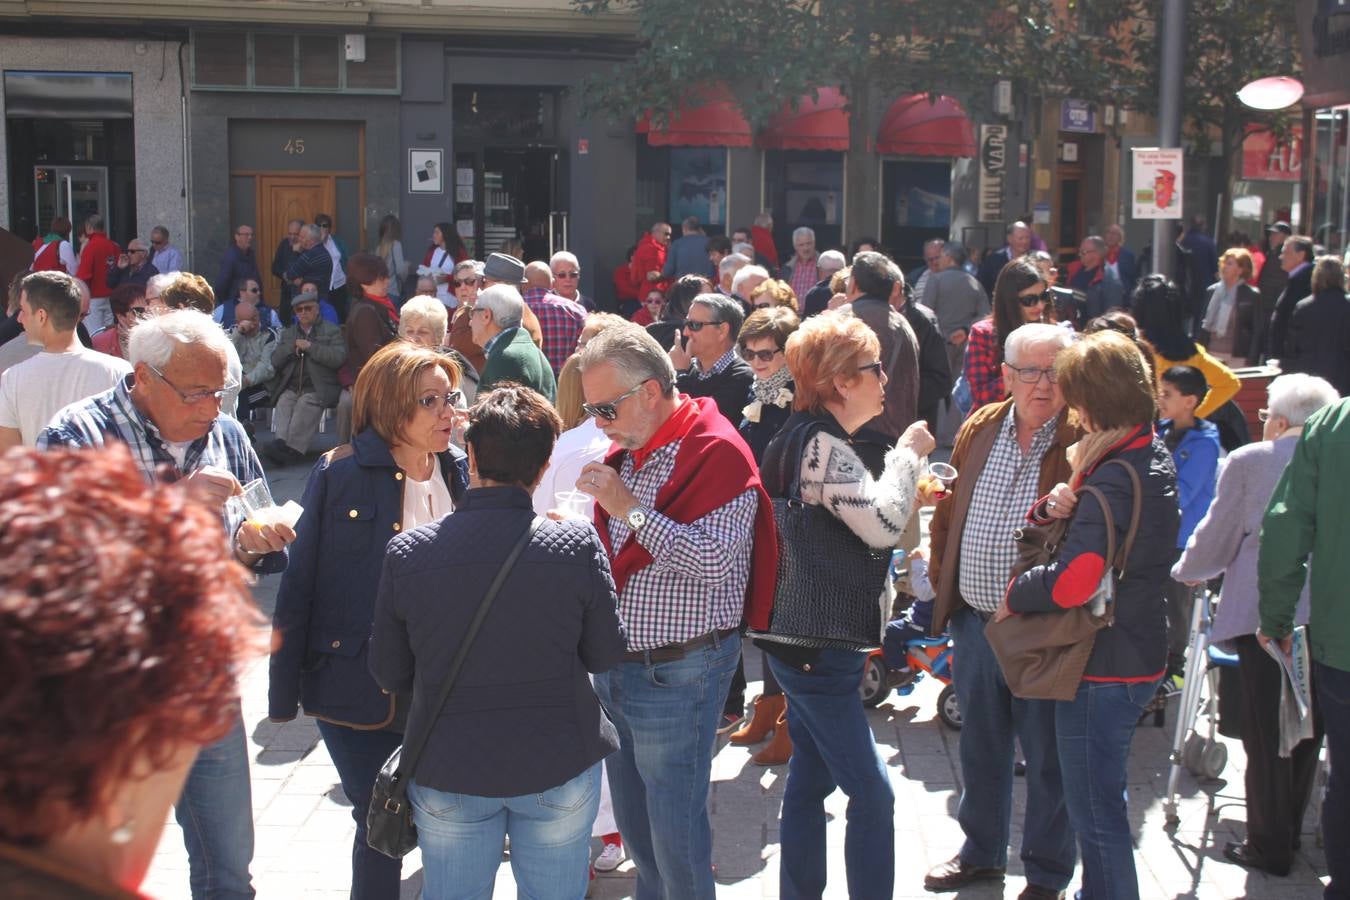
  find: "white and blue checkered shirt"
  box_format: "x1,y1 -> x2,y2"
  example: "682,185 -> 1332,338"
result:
606,437 -> 756,651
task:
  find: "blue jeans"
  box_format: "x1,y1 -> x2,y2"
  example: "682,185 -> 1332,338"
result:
948,607 -> 1075,890
592,630 -> 740,900
768,650 -> 894,900
409,762 -> 601,900
1055,679 -> 1158,900
315,720 -> 404,900
1315,660 -> 1350,900
174,709 -> 255,899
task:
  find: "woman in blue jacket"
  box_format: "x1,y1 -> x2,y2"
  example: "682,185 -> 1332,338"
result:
1000,331 -> 1179,900
268,341 -> 469,900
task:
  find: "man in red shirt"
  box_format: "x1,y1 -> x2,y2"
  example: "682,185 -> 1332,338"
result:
630,222 -> 672,295
75,213 -> 121,333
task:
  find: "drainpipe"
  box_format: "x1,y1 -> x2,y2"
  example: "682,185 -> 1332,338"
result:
178,41 -> 192,270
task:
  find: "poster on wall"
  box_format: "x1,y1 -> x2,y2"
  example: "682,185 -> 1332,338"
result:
978,124 -> 1008,223
409,149 -> 444,194
669,148 -> 727,225
1132,148 -> 1183,219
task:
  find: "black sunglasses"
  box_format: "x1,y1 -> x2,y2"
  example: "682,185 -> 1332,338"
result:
740,347 -> 782,363
452,278 -> 480,288
1018,291 -> 1051,308
554,270 -> 580,279
683,319 -> 721,332
582,380 -> 647,421
857,361 -> 883,378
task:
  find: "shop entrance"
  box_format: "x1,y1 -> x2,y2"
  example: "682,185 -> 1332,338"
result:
257,175 -> 336,299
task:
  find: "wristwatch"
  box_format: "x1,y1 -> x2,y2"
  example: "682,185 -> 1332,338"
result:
625,505 -> 650,531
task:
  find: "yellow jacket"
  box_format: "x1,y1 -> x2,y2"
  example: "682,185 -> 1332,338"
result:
1154,346 -> 1241,419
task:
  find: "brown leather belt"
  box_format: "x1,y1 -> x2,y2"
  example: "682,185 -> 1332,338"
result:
621,628 -> 737,664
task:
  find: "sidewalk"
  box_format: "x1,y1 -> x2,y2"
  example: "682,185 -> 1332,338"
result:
143,431 -> 1330,899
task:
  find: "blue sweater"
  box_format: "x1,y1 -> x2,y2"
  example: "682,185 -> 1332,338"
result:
1158,418 -> 1220,548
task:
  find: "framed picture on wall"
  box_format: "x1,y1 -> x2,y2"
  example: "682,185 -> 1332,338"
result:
409,149 -> 443,194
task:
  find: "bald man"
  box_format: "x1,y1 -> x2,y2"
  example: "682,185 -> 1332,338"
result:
521,260 -> 586,377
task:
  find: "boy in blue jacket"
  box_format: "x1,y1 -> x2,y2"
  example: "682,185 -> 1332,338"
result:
1157,364 -> 1222,683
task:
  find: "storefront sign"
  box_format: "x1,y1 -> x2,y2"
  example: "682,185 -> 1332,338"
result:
978,124 -> 1007,223
1241,126 -> 1303,182
1132,148 -> 1183,219
1060,99 -> 1096,134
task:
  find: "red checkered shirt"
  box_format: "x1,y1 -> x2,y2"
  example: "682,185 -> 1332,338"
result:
963,318 -> 1007,412
786,255 -> 820,301
522,287 -> 587,376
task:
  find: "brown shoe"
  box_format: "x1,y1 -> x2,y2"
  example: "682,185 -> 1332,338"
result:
752,711 -> 792,765
730,694 -> 785,745
923,855 -> 1005,892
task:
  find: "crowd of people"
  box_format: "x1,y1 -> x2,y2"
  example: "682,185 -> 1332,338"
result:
0,206 -> 1346,900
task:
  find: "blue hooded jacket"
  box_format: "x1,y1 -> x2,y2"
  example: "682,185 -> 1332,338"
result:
1158,417 -> 1221,548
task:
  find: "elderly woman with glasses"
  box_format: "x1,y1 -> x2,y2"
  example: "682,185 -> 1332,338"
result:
963,258 -> 1052,413
269,341 -> 469,900
92,283 -> 151,359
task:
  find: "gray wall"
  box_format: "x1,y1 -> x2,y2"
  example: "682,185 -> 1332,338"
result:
189,91 -> 399,287
399,40 -> 636,310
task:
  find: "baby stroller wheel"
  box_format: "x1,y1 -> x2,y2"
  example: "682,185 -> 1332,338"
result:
859,653 -> 891,708
938,684 -> 962,730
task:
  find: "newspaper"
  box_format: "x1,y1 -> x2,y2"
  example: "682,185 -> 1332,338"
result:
1262,625 -> 1314,757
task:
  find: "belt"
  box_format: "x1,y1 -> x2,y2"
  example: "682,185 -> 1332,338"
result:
967,606 -> 993,623
621,628 -> 737,664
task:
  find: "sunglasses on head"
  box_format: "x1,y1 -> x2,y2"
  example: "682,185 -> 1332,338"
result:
739,347 -> 782,363
582,380 -> 648,421
683,319 -> 720,332
1018,291 -> 1051,308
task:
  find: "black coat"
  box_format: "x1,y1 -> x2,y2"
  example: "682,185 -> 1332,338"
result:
901,300 -> 952,429
738,379 -> 794,465
1285,289 -> 1350,396
269,429 -> 470,729
977,247 -> 1014,298
1268,263 -> 1313,361
369,486 -> 625,797
678,356 -> 755,428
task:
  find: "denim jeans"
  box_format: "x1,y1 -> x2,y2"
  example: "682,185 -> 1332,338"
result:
948,607 -> 1075,890
1055,679 -> 1158,900
315,720 -> 404,900
1315,660 -> 1350,900
409,762 -> 601,900
768,650 -> 894,900
592,630 -> 739,900
174,708 -> 255,899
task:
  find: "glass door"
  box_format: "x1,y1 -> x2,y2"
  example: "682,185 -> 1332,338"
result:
33,165 -> 108,234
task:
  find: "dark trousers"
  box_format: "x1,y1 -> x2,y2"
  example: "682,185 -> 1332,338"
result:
1315,660 -> 1350,899
724,648 -> 781,715
329,284 -> 350,324
315,720 -> 404,900
1164,572 -> 1195,674
1234,635 -> 1322,871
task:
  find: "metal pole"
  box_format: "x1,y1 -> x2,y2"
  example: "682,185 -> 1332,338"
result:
1152,0 -> 1185,280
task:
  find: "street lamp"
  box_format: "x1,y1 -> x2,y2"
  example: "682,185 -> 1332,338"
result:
1236,76 -> 1305,111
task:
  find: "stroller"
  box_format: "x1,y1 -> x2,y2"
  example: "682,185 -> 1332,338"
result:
1162,586 -> 1239,825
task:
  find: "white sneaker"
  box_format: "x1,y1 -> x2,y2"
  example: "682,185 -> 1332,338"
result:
594,841 -> 625,872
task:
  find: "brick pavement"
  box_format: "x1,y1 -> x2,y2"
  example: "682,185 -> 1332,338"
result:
142,434 -> 1331,899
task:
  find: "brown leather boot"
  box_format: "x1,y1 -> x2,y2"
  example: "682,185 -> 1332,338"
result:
729,693 -> 784,745
752,711 -> 792,766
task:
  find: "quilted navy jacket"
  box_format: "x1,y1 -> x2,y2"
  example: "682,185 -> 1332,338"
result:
369,486 -> 626,797
268,428 -> 469,729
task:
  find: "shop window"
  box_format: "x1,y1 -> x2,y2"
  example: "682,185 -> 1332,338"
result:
635,141 -> 668,235
881,159 -> 952,269
253,35 -> 295,89
1313,107 -> 1350,256
346,37 -> 398,91
190,30 -> 399,94
452,86 -> 556,144
668,148 -> 727,235
193,32 -> 247,87
298,35 -> 340,90
765,150 -> 843,254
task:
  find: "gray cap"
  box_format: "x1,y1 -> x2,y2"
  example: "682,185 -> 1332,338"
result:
1266,221 -> 1292,235
483,252 -> 526,284
292,289 -> 320,307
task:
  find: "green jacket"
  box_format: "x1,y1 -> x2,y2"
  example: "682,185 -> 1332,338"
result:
478,326 -> 556,403
1259,396 -> 1350,670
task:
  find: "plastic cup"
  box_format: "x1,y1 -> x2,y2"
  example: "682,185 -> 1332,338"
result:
928,462 -> 958,489
554,490 -> 592,519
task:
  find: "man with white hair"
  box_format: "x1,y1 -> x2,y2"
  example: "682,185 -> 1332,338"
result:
924,323 -> 1079,897
523,261 -> 586,377
472,283 -> 556,401
38,307 -> 294,900
718,253 -> 750,296
0,271 -> 131,448
550,250 -> 592,309
781,226 -> 820,300
801,248 -> 848,316
731,264 -> 770,308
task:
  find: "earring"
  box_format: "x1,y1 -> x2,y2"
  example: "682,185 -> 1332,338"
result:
110,817 -> 135,845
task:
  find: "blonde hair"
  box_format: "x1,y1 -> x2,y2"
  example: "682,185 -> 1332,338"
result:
398,295 -> 449,347
555,355 -> 587,430
352,343 -> 461,446
786,311 -> 880,413
160,272 -> 215,315
1219,247 -> 1254,281
749,278 -> 799,312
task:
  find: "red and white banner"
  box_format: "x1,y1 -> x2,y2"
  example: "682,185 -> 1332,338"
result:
1242,126 -> 1302,182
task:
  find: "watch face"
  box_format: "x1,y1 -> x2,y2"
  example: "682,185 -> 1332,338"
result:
627,508 -> 647,529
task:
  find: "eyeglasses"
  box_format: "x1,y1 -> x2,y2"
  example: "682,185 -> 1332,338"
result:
147,363 -> 238,405
452,279 -> 480,288
582,380 -> 648,421
752,301 -> 773,310
740,347 -> 782,363
235,231 -> 253,238
128,306 -> 151,319
1018,291 -> 1050,308
857,361 -> 884,378
128,248 -> 147,254
417,390 -> 464,413
467,306 -> 487,317
1258,408 -> 1271,423
554,271 -> 580,279
243,286 -> 261,294
924,255 -> 942,265
1006,364 -> 1058,384
683,318 -> 720,332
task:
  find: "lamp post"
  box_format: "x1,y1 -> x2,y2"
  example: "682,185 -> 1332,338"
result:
1152,0 -> 1185,281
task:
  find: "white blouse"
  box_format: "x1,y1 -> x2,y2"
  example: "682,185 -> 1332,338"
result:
401,456 -> 455,530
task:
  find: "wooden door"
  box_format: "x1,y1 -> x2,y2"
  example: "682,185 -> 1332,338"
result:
258,175 -> 335,301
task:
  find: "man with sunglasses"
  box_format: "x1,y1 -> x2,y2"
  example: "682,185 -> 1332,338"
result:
39,308 -> 294,900
264,292 -> 347,465
575,323 -> 777,900
523,261 -> 586,377
550,250 -> 592,310
669,293 -> 754,429
109,238 -> 160,289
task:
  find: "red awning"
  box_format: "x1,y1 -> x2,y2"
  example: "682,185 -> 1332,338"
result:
876,94 -> 976,158
758,87 -> 850,151
637,83 -> 753,148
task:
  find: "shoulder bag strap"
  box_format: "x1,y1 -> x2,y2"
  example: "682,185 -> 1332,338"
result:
388,515 -> 543,800
1076,485 -> 1117,582
779,419 -> 821,502
1097,458 -> 1142,575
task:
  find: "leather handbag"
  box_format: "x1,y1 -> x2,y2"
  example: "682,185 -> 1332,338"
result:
367,516 -> 542,859
751,419 -> 892,652
986,459 -> 1141,702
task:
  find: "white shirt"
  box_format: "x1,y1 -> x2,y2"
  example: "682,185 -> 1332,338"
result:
402,456 -> 455,529
324,236 -> 346,290
532,418 -> 612,518
429,248 -> 457,309
0,346 -> 133,445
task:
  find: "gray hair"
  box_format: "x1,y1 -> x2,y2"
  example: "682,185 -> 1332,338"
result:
453,259 -> 483,277
731,264 -> 770,297
399,295 -> 449,346
549,250 -> 579,271
147,272 -> 178,296
1267,373 -> 1340,426
1004,322 -> 1075,367
818,249 -> 847,272
128,309 -> 233,369
1082,235 -> 1107,253
885,259 -> 905,290
731,241 -> 755,259
577,322 -> 676,394
690,292 -> 745,337
942,241 -> 968,268
301,224 -> 322,243
720,253 -> 751,277
792,226 -> 815,243
475,283 -> 524,329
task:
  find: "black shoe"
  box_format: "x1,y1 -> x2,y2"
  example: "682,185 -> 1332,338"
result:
1223,840 -> 1291,877
1018,886 -> 1065,900
923,856 -> 1005,892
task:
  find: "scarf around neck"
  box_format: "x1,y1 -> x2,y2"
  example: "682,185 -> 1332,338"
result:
1066,426 -> 1137,488
751,365 -> 793,405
